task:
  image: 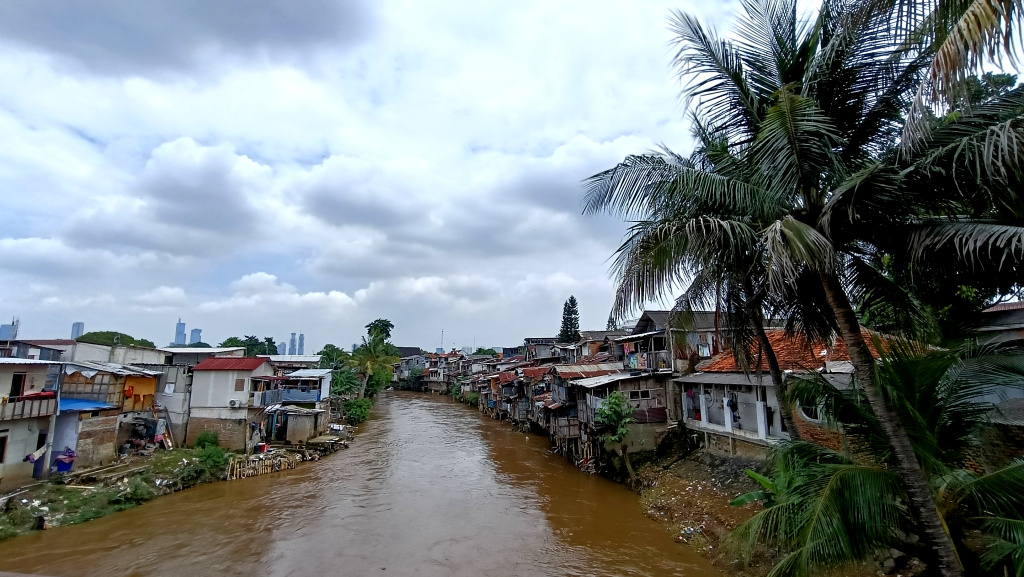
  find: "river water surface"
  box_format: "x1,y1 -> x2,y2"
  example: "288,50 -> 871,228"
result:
0,392 -> 718,576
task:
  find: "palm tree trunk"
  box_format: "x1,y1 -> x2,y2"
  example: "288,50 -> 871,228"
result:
744,278 -> 799,440
357,374 -> 369,399
751,317 -> 800,440
818,271 -> 963,577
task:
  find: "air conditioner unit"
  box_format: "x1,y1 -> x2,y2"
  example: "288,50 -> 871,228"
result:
228,399 -> 240,408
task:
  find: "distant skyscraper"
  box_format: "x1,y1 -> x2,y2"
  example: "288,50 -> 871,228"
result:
174,319 -> 186,345
189,328 -> 202,344
298,333 -> 305,355
277,342 -> 287,354
71,322 -> 85,339
288,333 -> 297,355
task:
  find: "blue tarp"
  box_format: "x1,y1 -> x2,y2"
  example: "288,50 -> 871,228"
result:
59,398 -> 117,413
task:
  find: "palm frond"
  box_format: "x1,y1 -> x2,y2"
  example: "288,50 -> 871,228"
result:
763,216 -> 837,295
906,221 -> 1024,271
980,516 -> 1024,576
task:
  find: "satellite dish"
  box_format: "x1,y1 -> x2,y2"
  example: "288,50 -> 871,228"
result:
163,382 -> 175,396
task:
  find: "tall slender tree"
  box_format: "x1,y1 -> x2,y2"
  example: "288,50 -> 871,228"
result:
585,0 -> 1024,574
557,296 -> 582,343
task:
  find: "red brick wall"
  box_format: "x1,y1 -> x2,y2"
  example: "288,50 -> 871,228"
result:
75,415 -> 119,467
979,423 -> 1024,471
792,409 -> 845,453
185,417 -> 249,450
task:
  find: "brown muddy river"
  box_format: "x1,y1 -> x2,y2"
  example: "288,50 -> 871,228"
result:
0,392 -> 718,576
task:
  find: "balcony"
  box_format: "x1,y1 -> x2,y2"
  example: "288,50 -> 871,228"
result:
250,388 -> 283,407
281,388 -> 322,403
623,349 -> 672,371
1,395 -> 56,421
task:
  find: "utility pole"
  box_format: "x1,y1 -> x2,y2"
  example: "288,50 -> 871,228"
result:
42,363 -> 64,480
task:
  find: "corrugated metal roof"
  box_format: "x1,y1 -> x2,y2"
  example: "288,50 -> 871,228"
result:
0,358 -> 61,365
521,366 -> 552,379
19,339 -> 77,346
158,347 -> 245,354
571,372 -> 643,388
67,360 -> 162,377
614,330 -> 664,341
193,357 -> 269,371
554,363 -> 621,375
256,355 -> 322,362
286,369 -> 332,378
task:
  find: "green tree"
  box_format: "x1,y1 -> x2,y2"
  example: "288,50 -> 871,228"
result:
585,1 -> 1024,572
217,336 -> 277,356
329,368 -> 361,397
77,331 -> 155,348
605,314 -> 618,331
186,342 -> 212,348
473,348 -> 497,356
730,340 -> 1024,577
347,333 -> 400,398
219,336 -> 245,348
595,391 -> 637,482
317,344 -> 350,369
557,296 -> 581,343
365,318 -> 394,340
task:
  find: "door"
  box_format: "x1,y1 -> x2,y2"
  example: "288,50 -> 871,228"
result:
9,373 -> 26,397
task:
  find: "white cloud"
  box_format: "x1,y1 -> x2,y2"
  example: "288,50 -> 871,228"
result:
0,0 -> 741,347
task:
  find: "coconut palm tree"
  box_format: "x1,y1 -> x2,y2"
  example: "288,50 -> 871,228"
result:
347,334 -> 400,398
730,340 -> 1024,577
585,0 -> 1024,573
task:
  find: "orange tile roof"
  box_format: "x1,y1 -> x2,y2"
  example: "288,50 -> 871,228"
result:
701,328 -> 883,372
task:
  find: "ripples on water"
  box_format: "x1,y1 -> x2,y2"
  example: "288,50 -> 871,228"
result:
0,393 -> 718,577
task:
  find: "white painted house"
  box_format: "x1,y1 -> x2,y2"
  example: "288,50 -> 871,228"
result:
186,357 -> 274,450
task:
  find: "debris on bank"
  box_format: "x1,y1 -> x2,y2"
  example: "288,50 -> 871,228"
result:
0,430 -> 353,542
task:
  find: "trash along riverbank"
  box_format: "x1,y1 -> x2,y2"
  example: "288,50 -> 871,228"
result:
635,452 -> 926,577
0,433 -> 350,542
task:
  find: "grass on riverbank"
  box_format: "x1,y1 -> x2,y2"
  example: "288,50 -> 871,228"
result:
0,445 -> 229,541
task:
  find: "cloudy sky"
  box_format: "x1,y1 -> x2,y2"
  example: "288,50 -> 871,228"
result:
0,0 -> 739,351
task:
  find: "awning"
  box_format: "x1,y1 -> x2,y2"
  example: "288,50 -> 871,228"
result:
613,330 -> 664,342
59,399 -> 117,413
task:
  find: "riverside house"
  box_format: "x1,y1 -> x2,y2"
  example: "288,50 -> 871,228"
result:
61,360 -> 163,466
675,329 -> 884,458
0,359 -> 58,488
187,357 -> 275,450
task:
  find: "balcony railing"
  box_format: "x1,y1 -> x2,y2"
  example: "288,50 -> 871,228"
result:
1,396 -> 56,421
623,350 -> 672,371
250,388 -> 283,407
281,388 -> 322,403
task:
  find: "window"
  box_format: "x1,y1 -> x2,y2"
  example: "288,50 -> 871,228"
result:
628,389 -> 652,400
234,378 -> 246,392
0,435 -> 7,463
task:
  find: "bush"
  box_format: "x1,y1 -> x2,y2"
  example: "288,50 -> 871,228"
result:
465,392 -> 479,406
194,431 -> 219,449
112,477 -> 158,506
178,445 -> 229,487
343,398 -> 373,425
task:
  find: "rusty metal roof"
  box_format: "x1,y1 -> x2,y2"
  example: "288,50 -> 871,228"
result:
193,357 -> 269,371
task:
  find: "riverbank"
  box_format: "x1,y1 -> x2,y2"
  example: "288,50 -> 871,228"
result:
636,452 -> 771,576
0,438 -> 348,542
636,450 -> 926,577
